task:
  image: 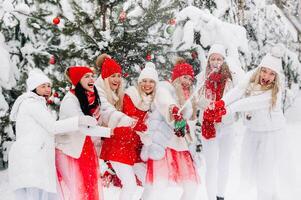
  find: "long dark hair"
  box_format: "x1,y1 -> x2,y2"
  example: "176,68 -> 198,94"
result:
74,83 -> 101,116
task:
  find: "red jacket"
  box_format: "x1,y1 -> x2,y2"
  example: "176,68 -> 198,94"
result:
100,94 -> 147,165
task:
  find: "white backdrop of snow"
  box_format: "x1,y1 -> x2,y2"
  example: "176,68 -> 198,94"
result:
172,6 -> 248,76
0,32 -> 18,117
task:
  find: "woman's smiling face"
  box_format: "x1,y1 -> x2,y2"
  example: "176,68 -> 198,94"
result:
107,73 -> 122,91
139,78 -> 156,94
259,67 -> 276,86
80,72 -> 95,92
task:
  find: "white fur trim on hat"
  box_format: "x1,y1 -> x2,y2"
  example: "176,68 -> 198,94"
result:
259,45 -> 284,75
208,44 -> 226,58
26,69 -> 51,91
138,62 -> 159,84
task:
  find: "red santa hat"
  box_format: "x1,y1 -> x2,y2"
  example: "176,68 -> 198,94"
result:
96,54 -> 122,80
171,58 -> 194,82
67,66 -> 93,86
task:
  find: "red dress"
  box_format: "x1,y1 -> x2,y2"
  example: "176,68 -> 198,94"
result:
100,94 -> 147,165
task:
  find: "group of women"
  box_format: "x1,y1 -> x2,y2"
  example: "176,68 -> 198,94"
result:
8,44 -> 287,200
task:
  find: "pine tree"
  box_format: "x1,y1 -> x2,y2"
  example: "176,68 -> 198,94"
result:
0,0 -> 300,168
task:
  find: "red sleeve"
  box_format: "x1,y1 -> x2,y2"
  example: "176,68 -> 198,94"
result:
122,94 -> 148,131
122,94 -> 137,117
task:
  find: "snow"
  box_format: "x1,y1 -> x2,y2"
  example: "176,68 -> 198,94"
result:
0,32 -> 17,117
1,91 -> 301,199
270,5 -> 299,42
172,6 -> 249,72
60,0 -> 75,21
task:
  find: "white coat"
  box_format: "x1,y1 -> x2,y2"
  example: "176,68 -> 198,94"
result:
223,71 -> 286,132
196,69 -> 240,126
9,92 -> 79,193
55,91 -> 111,158
141,81 -> 195,161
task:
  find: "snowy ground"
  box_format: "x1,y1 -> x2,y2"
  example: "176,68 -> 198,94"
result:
1,91 -> 301,200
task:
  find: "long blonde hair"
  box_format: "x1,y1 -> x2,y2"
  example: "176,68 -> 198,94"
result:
172,78 -> 197,120
103,77 -> 124,111
95,53 -> 124,110
247,67 -> 280,108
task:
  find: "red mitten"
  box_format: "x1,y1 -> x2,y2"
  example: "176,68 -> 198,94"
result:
175,129 -> 185,137
219,107 -> 227,116
133,122 -> 147,132
215,100 -> 225,108
202,120 -> 216,139
203,108 -> 215,122
171,106 -> 183,121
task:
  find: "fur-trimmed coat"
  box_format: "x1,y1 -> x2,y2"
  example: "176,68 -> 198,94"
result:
95,76 -> 135,128
223,70 -> 285,132
100,86 -> 148,165
141,81 -> 196,161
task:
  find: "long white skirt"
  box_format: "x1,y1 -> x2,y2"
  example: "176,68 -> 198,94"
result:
14,187 -> 58,200
239,128 -> 297,200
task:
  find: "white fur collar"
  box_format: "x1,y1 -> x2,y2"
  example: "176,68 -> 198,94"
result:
125,86 -> 152,111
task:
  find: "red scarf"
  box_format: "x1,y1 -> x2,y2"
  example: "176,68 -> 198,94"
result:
202,71 -> 227,140
71,89 -> 100,121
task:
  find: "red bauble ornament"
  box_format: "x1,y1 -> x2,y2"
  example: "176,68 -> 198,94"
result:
146,54 -> 152,61
47,99 -> 54,105
191,51 -> 198,59
49,55 -> 56,65
123,73 -> 129,78
119,11 -> 126,22
53,92 -> 59,98
52,17 -> 60,25
168,18 -> 176,25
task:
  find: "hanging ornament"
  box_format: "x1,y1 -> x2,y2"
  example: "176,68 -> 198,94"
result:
166,25 -> 175,35
119,11 -> 127,22
191,51 -> 198,59
168,18 -> 176,25
123,73 -> 129,78
49,55 -> 56,65
53,92 -> 59,98
47,99 -> 54,105
52,17 -> 60,25
146,53 -> 152,61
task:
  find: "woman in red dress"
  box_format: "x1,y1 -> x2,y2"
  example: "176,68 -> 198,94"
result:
55,66 -> 112,200
100,62 -> 158,200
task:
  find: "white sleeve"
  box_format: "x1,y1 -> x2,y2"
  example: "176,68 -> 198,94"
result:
96,86 -> 135,128
26,99 -> 80,135
227,91 -> 272,113
222,86 -> 246,106
154,84 -> 177,123
79,126 -> 111,137
223,70 -> 254,106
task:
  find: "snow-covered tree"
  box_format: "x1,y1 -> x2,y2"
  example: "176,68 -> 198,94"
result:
0,0 -> 300,167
